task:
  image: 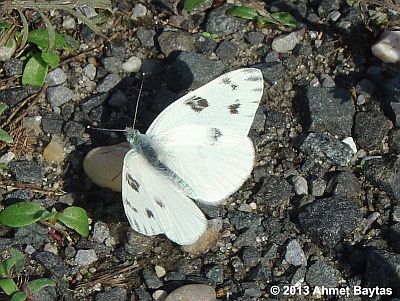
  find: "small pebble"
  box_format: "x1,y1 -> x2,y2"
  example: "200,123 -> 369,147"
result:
46,68 -> 67,86
43,136 -> 64,162
121,56 -> 142,73
93,221 -> 110,244
84,63 -> 97,80
153,290 -> 168,301
131,3 -> 147,20
371,30 -> 400,63
155,265 -> 166,278
272,28 -> 305,53
292,175 -> 308,195
0,152 -> 15,165
165,284 -> 216,301
75,249 -> 98,266
284,240 -> 307,266
47,85 -> 74,108
62,16 -> 76,29
96,74 -> 122,93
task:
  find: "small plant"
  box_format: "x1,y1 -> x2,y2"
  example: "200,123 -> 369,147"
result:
0,22 -> 79,86
0,201 -> 89,237
0,248 -> 56,301
227,5 -> 297,28
184,0 -> 210,13
0,102 -> 13,147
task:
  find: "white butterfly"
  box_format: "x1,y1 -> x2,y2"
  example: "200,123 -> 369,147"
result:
122,68 -> 264,245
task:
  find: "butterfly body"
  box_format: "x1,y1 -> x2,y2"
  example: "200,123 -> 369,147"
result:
122,68 -> 264,245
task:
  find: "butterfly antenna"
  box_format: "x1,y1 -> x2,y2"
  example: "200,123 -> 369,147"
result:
132,74 -> 145,129
86,126 -> 127,132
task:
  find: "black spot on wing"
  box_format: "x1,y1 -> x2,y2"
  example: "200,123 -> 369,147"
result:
126,173 -> 140,192
221,77 -> 232,85
246,75 -> 263,82
252,87 -> 263,92
228,103 -> 240,114
231,84 -> 238,90
155,198 -> 165,208
124,198 -> 138,213
184,96 -> 209,112
211,128 -> 223,141
146,208 -> 154,218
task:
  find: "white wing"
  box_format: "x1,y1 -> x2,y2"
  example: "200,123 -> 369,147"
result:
145,68 -> 264,204
122,149 -> 207,245
149,124 -> 255,204
146,68 -> 264,138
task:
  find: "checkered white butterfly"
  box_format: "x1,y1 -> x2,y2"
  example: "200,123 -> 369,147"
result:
122,68 -> 264,245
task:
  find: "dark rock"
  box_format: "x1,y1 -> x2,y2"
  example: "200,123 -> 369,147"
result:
142,268 -> 163,289
255,175 -> 291,207
306,260 -> 341,287
0,86 -> 40,107
265,110 -> 286,129
63,121 -> 85,139
14,224 -> 50,248
32,285 -> 57,301
326,171 -> 361,199
163,52 -> 225,91
124,228 -> 156,256
354,111 -> 392,150
3,58 -> 23,76
336,8 -> 364,37
216,40 -> 238,63
263,51 -> 280,63
388,128 -> 400,153
158,30 -> 195,57
227,211 -> 264,231
195,35 -> 217,54
255,62 -> 285,85
204,264 -> 224,283
205,4 -> 246,36
81,93 -> 108,112
385,73 -> 400,126
102,57 -> 123,74
364,249 -> 400,296
317,0 -> 341,18
306,86 -> 354,137
34,251 -> 67,279
103,40 -> 127,59
96,74 -> 122,93
242,282 -> 262,298
233,229 -> 258,248
298,196 -> 362,248
241,246 -> 260,268
245,31 -> 265,45
79,25 -> 95,44
41,112 -> 64,135
9,161 -> 43,184
300,133 -> 354,167
95,287 -> 127,301
248,264 -> 271,281
134,287 -> 152,301
136,27 -> 156,48
365,156 -> 400,201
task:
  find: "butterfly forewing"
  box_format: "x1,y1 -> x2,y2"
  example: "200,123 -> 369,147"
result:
146,68 -> 264,137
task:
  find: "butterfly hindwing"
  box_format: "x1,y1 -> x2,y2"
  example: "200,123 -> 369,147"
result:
122,149 -> 207,245
146,68 -> 264,138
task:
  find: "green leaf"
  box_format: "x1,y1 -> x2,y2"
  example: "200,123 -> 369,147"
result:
10,291 -> 27,301
0,202 -> 47,227
0,258 -> 16,277
0,163 -> 8,170
0,128 -> 13,144
27,29 -> 65,49
22,54 -> 49,87
227,6 -> 260,20
0,102 -> 8,116
9,249 -> 24,273
0,22 -> 12,29
271,12 -> 297,28
57,207 -> 89,237
41,50 -> 59,68
0,278 -> 19,295
27,278 -> 56,294
63,34 -> 79,51
184,0 -> 208,12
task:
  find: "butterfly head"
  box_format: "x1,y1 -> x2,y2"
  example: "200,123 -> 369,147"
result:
125,127 -> 140,146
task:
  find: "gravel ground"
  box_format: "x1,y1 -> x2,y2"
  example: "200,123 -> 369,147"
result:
1,0 -> 400,300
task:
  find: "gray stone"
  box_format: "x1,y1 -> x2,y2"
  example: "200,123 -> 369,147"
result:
233,229 -> 257,248
75,249 -> 98,266
216,40 -> 238,62
227,211 -> 263,231
158,30 -> 195,57
284,240 -> 307,266
96,74 -> 122,92
136,27 -> 156,48
326,171 -> 361,199
102,57 -> 123,74
298,196 -> 362,248
306,260 -> 341,287
204,264 -> 224,283
93,221 -> 110,244
46,68 -> 67,86
163,52 -> 224,92
81,93 -> 108,112
291,175 -> 308,195
165,284 -> 216,301
256,62 -> 285,85
143,268 -> 163,289
205,4 -> 245,36
256,175 -> 291,207
47,85 -> 74,107
41,112 -> 64,135
9,161 -> 43,184
300,133 -> 354,167
95,287 -> 127,301
3,58 -> 23,76
245,31 -> 265,45
306,86 -> 354,137
15,223 -> 50,248
310,178 -> 326,197
354,111 -> 392,150
241,246 -> 260,268
365,156 -> 400,201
